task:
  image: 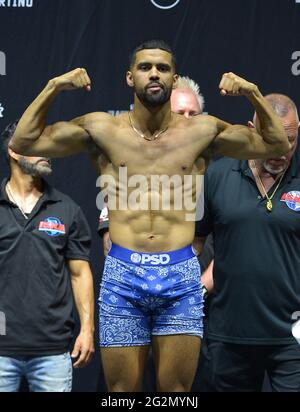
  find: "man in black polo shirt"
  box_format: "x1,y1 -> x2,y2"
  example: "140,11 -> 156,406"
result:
196,94 -> 300,392
0,121 -> 94,392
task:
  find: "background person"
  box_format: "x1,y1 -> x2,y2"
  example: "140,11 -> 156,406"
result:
0,121 -> 95,392
196,94 -> 300,392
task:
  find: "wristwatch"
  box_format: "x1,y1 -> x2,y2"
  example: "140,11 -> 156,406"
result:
201,284 -> 208,300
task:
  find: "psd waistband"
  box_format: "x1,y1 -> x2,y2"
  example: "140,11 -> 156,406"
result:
108,243 -> 196,266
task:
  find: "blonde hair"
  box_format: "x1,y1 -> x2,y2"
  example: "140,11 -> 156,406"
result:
176,76 -> 205,113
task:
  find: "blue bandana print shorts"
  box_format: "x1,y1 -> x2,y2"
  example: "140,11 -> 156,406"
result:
99,244 -> 204,347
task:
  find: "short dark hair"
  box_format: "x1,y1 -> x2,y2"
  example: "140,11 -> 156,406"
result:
1,119 -> 19,161
129,39 -> 176,69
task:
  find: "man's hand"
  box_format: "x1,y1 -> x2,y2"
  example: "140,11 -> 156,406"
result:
103,231 -> 111,257
71,330 -> 94,369
51,68 -> 91,92
219,72 -> 256,97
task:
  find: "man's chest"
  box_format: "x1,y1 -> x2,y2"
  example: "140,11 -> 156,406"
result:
106,133 -> 207,176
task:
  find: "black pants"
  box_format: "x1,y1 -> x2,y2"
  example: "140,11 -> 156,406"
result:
193,338 -> 300,392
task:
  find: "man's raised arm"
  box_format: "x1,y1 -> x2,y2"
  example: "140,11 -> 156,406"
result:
210,73 -> 290,159
10,68 -> 97,157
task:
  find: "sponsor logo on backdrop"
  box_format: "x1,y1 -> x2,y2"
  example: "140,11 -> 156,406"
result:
291,51 -> 300,76
0,0 -> 33,6
150,0 -> 181,10
0,103 -> 4,118
108,110 -> 128,116
108,104 -> 133,117
0,51 -> 6,75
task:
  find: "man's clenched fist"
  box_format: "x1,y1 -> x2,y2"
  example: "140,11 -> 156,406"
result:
219,72 -> 257,97
51,68 -> 91,92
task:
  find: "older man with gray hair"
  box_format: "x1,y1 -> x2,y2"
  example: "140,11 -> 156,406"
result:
196,94 -> 300,392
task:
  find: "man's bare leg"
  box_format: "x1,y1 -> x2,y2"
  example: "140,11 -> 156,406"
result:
153,335 -> 200,392
101,345 -> 150,392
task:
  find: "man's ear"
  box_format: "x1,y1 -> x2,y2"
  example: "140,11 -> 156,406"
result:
172,74 -> 178,89
247,121 -> 255,129
126,71 -> 134,88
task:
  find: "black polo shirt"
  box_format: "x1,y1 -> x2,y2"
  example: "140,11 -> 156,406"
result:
197,155 -> 300,345
0,179 -> 91,356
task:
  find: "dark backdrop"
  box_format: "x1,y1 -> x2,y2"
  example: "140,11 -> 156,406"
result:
0,0 -> 300,392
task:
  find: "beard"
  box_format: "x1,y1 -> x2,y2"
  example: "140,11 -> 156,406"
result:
135,83 -> 172,108
18,157 -> 52,177
263,159 -> 287,175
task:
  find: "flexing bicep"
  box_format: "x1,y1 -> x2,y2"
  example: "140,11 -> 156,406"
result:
211,121 -> 288,160
10,117 -> 92,158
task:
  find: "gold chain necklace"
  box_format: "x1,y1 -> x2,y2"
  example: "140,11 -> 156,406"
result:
6,182 -> 29,220
128,112 -> 169,141
253,161 -> 286,212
